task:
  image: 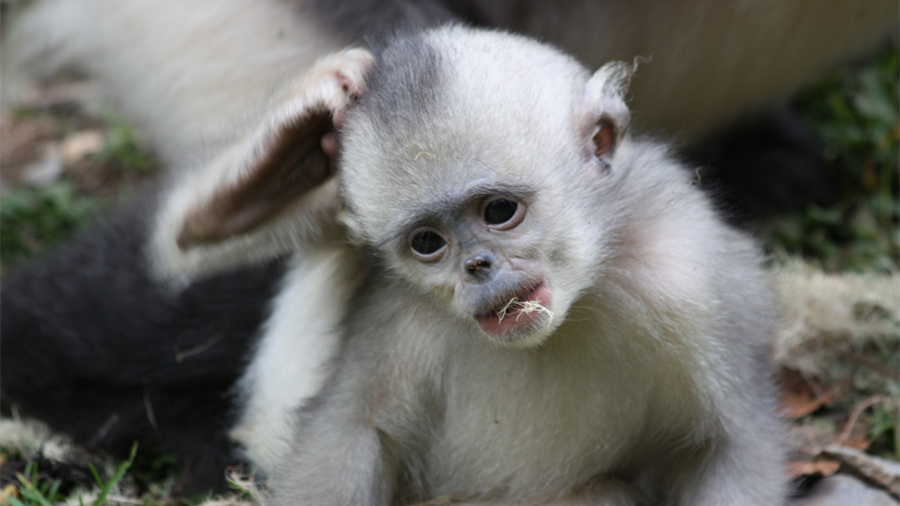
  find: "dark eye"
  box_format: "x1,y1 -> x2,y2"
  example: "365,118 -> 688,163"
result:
483,198 -> 525,230
409,229 -> 447,262
484,199 -> 517,224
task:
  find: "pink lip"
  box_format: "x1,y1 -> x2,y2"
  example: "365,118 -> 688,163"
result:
475,281 -> 552,338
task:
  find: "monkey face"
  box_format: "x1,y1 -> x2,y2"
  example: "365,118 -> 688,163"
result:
398,188 -> 558,346
336,144 -> 610,348
333,28 -> 633,347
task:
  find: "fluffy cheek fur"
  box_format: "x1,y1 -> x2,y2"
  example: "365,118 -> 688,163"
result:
526,163 -> 621,330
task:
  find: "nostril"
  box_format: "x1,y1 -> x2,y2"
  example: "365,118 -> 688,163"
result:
465,255 -> 493,274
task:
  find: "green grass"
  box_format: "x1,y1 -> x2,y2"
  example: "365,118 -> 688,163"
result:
761,44 -> 899,273
0,181 -> 102,267
7,444 -> 137,506
97,111 -> 154,172
7,462 -> 65,506
0,109 -> 154,268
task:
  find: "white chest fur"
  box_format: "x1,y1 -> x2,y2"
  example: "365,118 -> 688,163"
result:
420,308 -> 712,499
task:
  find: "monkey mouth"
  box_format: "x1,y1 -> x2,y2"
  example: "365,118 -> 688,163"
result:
474,281 -> 553,339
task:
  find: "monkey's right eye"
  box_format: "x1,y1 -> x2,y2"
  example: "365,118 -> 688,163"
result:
482,198 -> 525,230
409,229 -> 447,262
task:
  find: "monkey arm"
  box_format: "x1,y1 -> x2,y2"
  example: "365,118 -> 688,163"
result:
267,388 -> 400,506
265,285 -> 424,506
661,427 -> 787,506
661,365 -> 788,506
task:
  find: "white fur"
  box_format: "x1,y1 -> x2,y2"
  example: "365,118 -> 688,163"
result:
0,417 -> 75,462
414,295 -> 715,499
149,48 -> 373,282
230,245 -> 363,473
3,0 -> 348,167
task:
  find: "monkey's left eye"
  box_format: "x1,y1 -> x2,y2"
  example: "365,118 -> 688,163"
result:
409,228 -> 447,262
483,198 -> 525,230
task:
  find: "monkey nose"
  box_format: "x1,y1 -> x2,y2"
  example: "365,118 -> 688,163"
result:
465,253 -> 494,279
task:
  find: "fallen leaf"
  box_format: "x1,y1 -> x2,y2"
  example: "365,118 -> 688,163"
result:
0,484 -> 19,505
788,459 -> 841,479
779,369 -> 846,418
61,130 -> 105,168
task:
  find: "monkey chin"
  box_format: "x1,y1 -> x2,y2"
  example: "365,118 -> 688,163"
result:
474,282 -> 555,348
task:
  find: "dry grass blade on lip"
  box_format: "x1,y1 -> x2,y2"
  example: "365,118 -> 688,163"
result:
495,297 -> 554,323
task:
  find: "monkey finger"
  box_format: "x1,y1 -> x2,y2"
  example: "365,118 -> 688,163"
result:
321,130 -> 340,159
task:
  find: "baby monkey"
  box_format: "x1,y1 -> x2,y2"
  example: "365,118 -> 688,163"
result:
154,26 -> 787,505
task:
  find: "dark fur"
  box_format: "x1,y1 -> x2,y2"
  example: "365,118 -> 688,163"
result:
302,0 -> 453,41
0,192 -> 285,494
686,107 -> 831,222
364,31 -> 445,133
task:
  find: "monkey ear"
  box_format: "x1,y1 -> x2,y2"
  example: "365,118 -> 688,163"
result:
583,62 -> 632,162
150,48 -> 374,281
176,48 -> 374,249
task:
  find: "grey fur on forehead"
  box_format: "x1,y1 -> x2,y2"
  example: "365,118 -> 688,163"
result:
355,25 -> 591,137
359,29 -> 446,129
300,0 -> 454,41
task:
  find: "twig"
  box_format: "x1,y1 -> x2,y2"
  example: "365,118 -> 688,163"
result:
838,395 -> 893,446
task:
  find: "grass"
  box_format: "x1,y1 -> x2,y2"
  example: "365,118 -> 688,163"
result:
0,181 -> 101,267
761,44 -> 899,274
0,106 -> 153,269
7,462 -> 65,506
85,443 -> 137,506
6,444 -> 136,506
96,111 -> 154,172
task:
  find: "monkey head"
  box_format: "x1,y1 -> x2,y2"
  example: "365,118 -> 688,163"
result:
337,27 -> 632,346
